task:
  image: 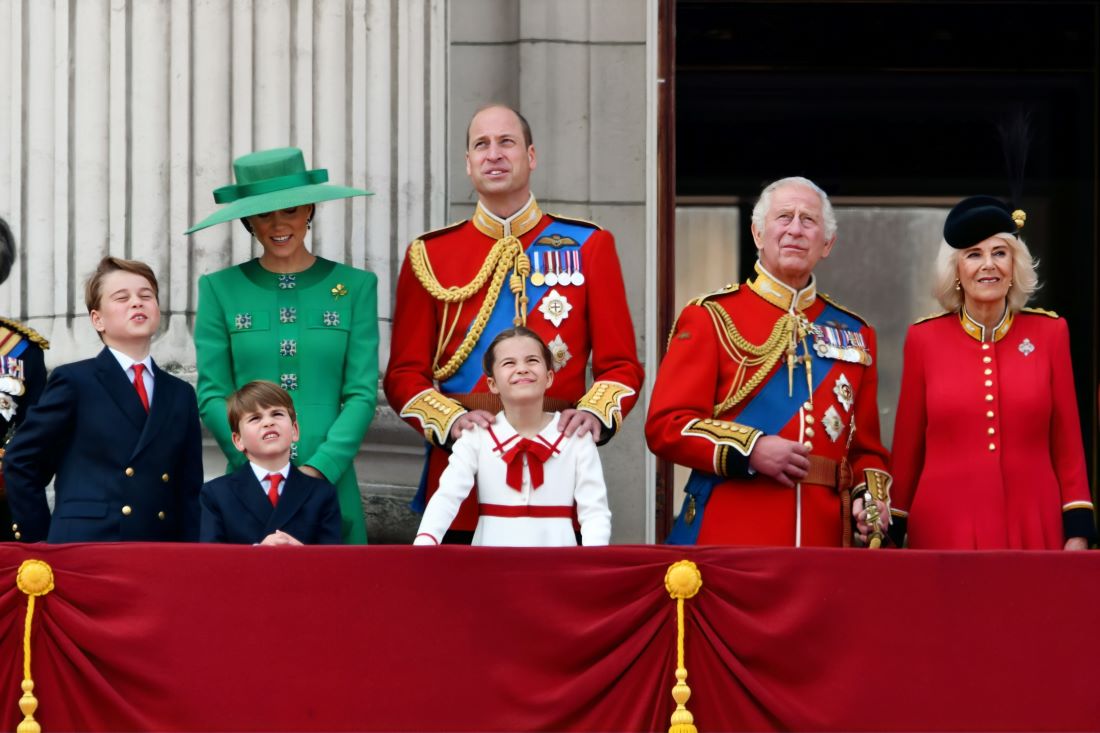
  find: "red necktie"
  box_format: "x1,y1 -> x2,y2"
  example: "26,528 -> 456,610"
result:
500,438 -> 554,491
266,473 -> 282,507
132,363 -> 150,413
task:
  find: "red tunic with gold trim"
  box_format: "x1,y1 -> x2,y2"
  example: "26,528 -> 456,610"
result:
384,195 -> 643,532
646,263 -> 890,547
890,308 -> 1095,549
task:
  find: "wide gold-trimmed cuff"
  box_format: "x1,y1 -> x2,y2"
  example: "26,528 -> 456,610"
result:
851,468 -> 893,518
577,380 -> 636,431
399,388 -> 466,446
680,418 -> 761,476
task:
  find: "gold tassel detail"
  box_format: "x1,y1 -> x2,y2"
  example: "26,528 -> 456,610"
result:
16,559 -> 55,733
665,560 -> 703,733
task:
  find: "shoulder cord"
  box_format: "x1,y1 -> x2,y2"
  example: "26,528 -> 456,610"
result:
705,301 -> 794,417
408,236 -> 531,381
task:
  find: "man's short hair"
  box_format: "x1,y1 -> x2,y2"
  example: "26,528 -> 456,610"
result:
84,256 -> 160,313
466,104 -> 534,149
751,176 -> 838,240
226,380 -> 298,433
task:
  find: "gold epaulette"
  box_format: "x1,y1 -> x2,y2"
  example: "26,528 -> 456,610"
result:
913,311 -> 951,325
416,219 -> 466,241
1022,306 -> 1059,319
818,292 -> 869,326
0,317 -> 49,349
547,212 -> 602,231
666,284 -> 740,349
688,282 -> 739,306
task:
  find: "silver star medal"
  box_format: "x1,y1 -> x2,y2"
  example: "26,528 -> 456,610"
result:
822,405 -> 844,442
833,373 -> 854,412
547,335 -> 572,371
0,393 -> 16,421
538,289 -> 572,328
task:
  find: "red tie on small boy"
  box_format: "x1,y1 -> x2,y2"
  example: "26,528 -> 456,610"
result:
266,473 -> 282,507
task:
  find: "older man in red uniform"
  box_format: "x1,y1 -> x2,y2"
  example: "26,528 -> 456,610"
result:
648,177 -> 890,547
385,105 -> 644,541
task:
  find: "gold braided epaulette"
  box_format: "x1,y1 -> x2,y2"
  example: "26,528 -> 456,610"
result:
818,292 -> 869,326
1022,306 -> 1059,319
0,317 -> 49,349
547,212 -> 602,231
912,311 -> 951,325
688,283 -> 738,306
416,219 -> 466,241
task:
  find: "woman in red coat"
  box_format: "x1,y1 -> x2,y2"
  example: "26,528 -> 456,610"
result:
890,196 -> 1095,549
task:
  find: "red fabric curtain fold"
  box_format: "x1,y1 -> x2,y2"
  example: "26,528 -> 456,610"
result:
2,544 -> 1099,732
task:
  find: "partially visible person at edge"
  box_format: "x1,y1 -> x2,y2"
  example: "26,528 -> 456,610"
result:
187,147 -> 378,544
413,327 -> 611,547
890,196 -> 1095,549
0,216 -> 49,541
647,176 -> 891,547
384,104 -> 644,543
4,257 -> 203,542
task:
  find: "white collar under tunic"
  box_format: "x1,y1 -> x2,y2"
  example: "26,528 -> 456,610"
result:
747,260 -> 818,313
959,307 -> 1014,343
472,194 -> 543,239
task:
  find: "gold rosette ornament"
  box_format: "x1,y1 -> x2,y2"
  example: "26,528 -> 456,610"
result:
16,559 -> 55,733
664,560 -> 703,733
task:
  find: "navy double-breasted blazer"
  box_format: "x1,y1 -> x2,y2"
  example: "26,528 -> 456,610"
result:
199,463 -> 342,545
3,348 -> 203,542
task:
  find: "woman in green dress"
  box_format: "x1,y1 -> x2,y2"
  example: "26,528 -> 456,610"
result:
187,147 -> 378,544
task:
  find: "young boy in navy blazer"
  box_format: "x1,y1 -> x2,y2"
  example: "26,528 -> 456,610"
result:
3,257 -> 203,542
200,380 -> 342,545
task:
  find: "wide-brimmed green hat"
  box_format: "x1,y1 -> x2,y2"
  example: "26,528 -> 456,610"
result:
185,147 -> 371,234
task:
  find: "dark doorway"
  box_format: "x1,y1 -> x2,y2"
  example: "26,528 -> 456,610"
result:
657,1 -> 1099,539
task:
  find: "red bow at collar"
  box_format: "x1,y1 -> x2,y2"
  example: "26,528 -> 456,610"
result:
500,438 -> 555,491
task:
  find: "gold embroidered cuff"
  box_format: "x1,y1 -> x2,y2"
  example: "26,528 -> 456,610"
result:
680,418 -> 762,476
399,389 -> 466,446
851,468 -> 893,515
577,380 -> 636,431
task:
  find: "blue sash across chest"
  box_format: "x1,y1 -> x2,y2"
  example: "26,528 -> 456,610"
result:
440,220 -> 597,394
667,300 -> 863,544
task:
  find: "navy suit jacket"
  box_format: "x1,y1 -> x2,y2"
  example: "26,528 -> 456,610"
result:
2,348 -> 203,543
199,463 -> 342,545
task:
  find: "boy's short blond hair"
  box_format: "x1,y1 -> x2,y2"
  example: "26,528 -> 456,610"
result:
84,256 -> 159,312
226,380 -> 297,433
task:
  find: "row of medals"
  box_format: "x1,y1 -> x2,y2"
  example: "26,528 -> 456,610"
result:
529,249 -> 585,287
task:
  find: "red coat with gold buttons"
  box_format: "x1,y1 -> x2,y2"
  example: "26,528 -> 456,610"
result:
890,309 -> 1095,549
646,264 -> 890,547
385,197 -> 643,532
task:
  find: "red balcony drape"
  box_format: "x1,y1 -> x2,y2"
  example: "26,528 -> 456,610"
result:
3,544 -> 1098,732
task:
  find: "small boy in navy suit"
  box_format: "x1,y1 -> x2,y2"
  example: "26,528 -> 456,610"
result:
200,380 -> 342,545
3,256 -> 204,542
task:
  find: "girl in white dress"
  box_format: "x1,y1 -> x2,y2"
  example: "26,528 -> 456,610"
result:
413,327 -> 611,546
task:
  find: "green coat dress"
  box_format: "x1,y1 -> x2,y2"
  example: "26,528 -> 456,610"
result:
195,257 -> 378,544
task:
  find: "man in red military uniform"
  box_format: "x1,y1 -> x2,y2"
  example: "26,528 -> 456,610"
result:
385,104 -> 644,541
647,176 -> 890,547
